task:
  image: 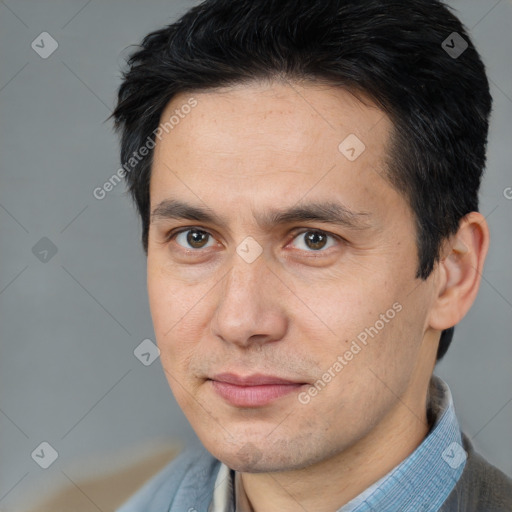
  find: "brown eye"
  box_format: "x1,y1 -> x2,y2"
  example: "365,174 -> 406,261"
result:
305,231 -> 328,250
175,229 -> 214,249
290,230 -> 336,252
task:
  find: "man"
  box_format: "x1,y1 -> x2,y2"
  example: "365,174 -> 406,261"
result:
111,0 -> 512,510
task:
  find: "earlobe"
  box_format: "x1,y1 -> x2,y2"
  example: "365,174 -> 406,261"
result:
428,212 -> 490,332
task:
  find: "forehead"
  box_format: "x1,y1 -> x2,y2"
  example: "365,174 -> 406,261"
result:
154,80 -> 389,159
150,81 -> 400,222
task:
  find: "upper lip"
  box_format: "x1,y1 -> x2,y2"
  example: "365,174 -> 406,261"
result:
210,373 -> 304,386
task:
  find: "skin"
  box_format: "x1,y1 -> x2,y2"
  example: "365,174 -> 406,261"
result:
147,80 -> 489,511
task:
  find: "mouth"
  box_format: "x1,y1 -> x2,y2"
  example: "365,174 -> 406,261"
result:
208,373 -> 307,408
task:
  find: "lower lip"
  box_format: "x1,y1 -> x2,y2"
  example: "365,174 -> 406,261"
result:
210,380 -> 304,407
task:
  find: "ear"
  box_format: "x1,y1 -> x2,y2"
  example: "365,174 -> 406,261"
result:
428,212 -> 490,331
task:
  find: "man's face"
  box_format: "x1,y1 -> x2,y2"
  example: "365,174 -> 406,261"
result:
147,81 -> 440,472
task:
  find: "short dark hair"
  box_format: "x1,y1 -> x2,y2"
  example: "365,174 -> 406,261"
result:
111,0 -> 492,361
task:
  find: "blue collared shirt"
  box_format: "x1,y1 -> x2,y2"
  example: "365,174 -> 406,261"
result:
209,374 -> 467,512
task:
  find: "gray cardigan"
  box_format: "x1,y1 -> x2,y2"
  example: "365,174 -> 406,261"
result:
117,434 -> 512,512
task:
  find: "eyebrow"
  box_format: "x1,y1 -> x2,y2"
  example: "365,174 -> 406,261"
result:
150,199 -> 372,231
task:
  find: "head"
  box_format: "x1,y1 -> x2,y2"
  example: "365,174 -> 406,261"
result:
111,0 -> 491,472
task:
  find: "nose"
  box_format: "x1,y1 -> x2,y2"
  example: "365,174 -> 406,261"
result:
210,252 -> 288,349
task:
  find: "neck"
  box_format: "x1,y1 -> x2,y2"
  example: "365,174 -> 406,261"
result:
240,381 -> 432,512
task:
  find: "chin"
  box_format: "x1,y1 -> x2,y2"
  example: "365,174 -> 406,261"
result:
204,439 -> 310,473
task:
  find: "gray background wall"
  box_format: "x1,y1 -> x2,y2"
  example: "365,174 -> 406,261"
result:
0,0 -> 511,510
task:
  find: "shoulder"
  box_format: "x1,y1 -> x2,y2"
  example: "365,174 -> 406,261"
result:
116,444 -> 222,512
440,433 -> 512,512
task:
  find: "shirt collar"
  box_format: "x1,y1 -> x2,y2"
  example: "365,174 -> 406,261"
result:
209,374 -> 466,512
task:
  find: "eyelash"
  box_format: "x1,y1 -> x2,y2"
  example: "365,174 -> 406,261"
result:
164,227 -> 342,255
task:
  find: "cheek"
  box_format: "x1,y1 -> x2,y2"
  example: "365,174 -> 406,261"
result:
295,276 -> 419,392
147,274 -> 205,409
292,271 -> 398,348
293,313 -> 419,442
147,266 -> 206,367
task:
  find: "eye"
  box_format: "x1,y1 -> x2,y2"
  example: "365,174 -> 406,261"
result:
166,227 -> 340,254
173,228 -> 216,250
289,230 -> 338,252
